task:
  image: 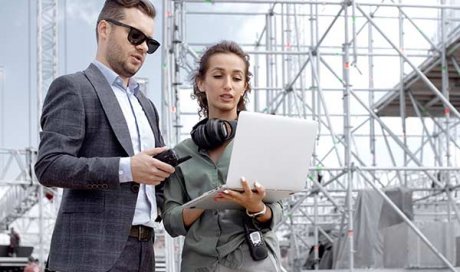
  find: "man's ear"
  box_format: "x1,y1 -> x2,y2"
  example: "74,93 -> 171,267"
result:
97,20 -> 110,41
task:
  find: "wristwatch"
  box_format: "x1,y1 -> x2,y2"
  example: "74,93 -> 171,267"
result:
246,204 -> 267,218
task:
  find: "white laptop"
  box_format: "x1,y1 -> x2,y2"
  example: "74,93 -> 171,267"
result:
182,111 -> 318,209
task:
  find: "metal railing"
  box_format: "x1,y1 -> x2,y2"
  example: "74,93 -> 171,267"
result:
0,148 -> 39,230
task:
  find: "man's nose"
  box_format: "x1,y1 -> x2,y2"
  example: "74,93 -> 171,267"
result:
136,40 -> 149,54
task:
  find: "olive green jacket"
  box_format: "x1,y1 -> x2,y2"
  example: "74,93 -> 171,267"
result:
163,139 -> 283,271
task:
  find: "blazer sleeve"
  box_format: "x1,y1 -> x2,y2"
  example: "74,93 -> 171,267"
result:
150,99 -> 167,215
162,168 -> 189,237
34,75 -> 120,190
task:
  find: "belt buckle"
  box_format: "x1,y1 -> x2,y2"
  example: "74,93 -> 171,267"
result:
138,225 -> 143,241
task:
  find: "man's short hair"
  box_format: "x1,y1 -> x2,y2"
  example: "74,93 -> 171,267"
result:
96,0 -> 156,40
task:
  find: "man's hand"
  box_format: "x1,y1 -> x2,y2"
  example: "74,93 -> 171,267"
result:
131,147 -> 176,185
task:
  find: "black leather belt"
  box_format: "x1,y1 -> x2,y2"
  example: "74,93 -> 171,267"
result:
129,225 -> 153,241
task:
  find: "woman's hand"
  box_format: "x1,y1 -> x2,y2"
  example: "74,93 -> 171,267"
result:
218,177 -> 272,222
224,177 -> 265,211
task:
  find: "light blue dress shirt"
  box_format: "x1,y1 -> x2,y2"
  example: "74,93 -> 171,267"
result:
93,60 -> 157,227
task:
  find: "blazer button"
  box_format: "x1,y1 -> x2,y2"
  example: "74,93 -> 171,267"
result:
131,183 -> 140,193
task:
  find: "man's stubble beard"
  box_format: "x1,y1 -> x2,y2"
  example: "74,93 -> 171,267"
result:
106,38 -> 140,78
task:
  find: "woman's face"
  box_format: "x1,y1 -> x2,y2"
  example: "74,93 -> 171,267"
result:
198,53 -> 247,119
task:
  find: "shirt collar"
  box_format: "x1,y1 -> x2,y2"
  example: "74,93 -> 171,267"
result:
92,60 -> 140,95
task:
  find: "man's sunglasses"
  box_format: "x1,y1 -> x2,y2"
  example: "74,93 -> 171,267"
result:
103,18 -> 160,54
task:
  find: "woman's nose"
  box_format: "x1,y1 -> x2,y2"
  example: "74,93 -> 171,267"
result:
223,76 -> 232,89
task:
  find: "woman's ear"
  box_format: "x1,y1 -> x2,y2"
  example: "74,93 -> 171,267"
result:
242,83 -> 249,96
197,79 -> 205,93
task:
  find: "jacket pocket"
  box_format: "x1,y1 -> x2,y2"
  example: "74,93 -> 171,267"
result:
61,189 -> 105,213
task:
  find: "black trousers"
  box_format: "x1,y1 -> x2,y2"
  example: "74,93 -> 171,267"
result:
45,236 -> 155,272
109,236 -> 155,272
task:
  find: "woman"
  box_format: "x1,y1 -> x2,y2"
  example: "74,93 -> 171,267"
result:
163,41 -> 283,272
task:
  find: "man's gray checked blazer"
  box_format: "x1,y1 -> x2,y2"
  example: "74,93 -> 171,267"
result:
35,64 -> 165,272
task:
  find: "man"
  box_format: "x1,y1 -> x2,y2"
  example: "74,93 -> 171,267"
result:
7,227 -> 20,257
34,0 -> 175,271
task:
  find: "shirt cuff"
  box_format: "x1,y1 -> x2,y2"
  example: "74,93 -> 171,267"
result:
166,206 -> 188,236
119,157 -> 133,183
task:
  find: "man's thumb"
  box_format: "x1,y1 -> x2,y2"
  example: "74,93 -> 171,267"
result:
145,146 -> 168,156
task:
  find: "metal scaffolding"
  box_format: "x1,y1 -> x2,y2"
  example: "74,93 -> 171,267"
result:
0,0 -> 58,268
1,0 -> 460,271
160,0 -> 460,271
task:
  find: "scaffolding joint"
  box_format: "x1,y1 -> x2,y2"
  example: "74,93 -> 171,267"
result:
311,48 -> 318,56
350,163 -> 358,173
310,187 -> 320,195
444,185 -> 454,193
342,0 -> 352,8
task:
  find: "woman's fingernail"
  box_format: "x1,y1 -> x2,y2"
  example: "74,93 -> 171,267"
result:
255,181 -> 261,187
224,190 -> 229,194
241,176 -> 246,182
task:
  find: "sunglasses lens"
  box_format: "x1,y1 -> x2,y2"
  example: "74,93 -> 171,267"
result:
128,28 -> 146,45
126,26 -> 160,54
146,40 -> 160,54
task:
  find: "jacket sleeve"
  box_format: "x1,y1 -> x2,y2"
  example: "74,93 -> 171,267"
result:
150,99 -> 166,213
162,168 -> 189,237
34,75 -> 120,190
255,201 -> 283,231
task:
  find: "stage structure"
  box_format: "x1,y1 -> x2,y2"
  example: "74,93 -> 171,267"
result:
160,0 -> 460,271
1,1 -> 460,271
0,0 -> 58,268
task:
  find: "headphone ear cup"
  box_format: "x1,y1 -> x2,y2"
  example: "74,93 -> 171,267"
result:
191,118 -> 238,150
225,120 -> 238,139
191,119 -> 210,149
206,119 -> 227,145
191,119 -> 220,150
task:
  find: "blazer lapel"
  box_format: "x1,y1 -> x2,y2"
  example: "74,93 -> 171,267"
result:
135,91 -> 164,147
84,64 -> 135,156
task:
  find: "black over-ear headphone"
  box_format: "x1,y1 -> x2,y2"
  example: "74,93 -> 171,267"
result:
191,118 -> 237,150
